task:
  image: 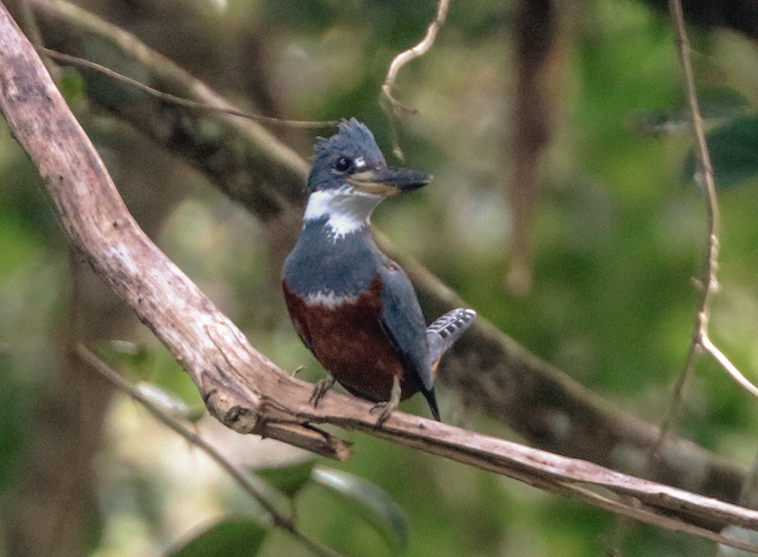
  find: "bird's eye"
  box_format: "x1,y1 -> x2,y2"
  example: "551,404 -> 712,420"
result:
334,157 -> 353,172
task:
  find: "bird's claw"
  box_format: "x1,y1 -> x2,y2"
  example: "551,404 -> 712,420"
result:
369,400 -> 397,426
309,376 -> 336,407
369,375 -> 401,426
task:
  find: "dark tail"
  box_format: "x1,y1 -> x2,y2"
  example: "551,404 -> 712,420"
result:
422,389 -> 441,421
427,308 -> 477,368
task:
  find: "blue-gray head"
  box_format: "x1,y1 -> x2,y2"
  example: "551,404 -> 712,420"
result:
307,118 -> 432,195
302,118 -> 432,235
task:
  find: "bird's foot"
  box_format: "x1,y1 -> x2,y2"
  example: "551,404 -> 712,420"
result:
309,376 -> 336,408
369,376 -> 401,427
370,399 -> 398,426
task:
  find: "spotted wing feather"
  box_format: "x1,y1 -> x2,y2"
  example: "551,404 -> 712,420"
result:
427,308 -> 477,366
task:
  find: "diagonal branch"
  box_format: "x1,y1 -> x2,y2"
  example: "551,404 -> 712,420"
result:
22,0 -> 750,507
5,6 -> 758,547
3,3 -> 758,547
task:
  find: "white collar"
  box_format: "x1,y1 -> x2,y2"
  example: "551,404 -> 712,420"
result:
304,186 -> 382,238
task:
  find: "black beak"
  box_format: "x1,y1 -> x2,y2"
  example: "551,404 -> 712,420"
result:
347,167 -> 433,197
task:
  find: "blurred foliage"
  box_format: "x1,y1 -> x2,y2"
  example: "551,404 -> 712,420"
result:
683,115 -> 758,189
3,0 -> 758,556
311,467 -> 410,554
166,517 -> 267,557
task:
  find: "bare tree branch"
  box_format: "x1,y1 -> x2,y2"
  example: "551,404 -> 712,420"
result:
6,4 -> 758,549
22,0 -> 751,507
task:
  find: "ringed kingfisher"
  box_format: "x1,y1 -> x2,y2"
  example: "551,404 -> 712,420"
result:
282,118 -> 476,424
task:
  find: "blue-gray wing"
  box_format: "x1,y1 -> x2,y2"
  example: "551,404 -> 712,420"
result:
376,257 -> 433,392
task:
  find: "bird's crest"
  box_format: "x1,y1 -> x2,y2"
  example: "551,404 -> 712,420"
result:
307,118 -> 387,193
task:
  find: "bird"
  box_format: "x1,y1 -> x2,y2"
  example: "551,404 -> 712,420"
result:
282,118 -> 476,424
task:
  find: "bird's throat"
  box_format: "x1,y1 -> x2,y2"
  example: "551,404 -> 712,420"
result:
303,188 -> 382,238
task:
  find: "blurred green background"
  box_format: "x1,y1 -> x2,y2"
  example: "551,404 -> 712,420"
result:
3,0 -> 758,555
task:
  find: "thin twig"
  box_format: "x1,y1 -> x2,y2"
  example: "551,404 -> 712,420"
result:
76,344 -> 345,557
655,0 -> 721,446
701,336 -> 758,399
655,0 -> 758,453
40,47 -> 338,129
380,0 -> 449,116
379,0 -> 448,159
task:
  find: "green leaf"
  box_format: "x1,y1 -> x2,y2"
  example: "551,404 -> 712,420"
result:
257,458 -> 316,498
697,87 -> 751,120
167,517 -> 267,557
96,340 -> 151,371
683,114 -> 758,188
312,467 -> 410,554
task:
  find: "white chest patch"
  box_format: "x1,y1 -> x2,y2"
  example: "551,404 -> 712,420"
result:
305,290 -> 359,307
304,188 -> 382,238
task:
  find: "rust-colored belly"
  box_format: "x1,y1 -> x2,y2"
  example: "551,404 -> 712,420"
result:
283,278 -> 417,403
